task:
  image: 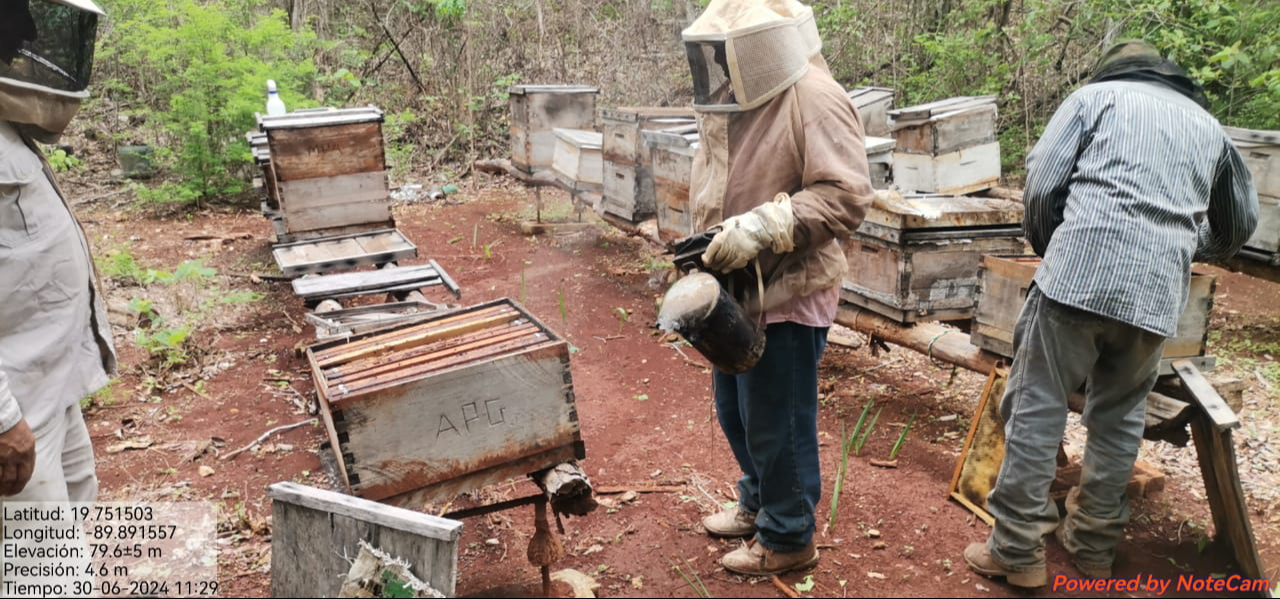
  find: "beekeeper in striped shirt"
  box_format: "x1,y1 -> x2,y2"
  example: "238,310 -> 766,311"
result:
965,41 -> 1259,589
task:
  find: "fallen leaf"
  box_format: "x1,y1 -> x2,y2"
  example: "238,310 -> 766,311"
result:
976,583 -> 990,592
873,542 -> 888,550
867,529 -> 882,539
795,575 -> 816,592
485,538 -> 501,547
582,544 -> 603,556
198,466 -> 215,477
107,437 -> 154,454
867,572 -> 886,580
620,491 -> 639,504
631,576 -> 644,590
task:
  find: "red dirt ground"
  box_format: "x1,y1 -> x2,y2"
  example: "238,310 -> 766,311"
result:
68,179 -> 1277,598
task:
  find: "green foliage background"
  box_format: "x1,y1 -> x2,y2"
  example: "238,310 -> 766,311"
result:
87,0 -> 1279,201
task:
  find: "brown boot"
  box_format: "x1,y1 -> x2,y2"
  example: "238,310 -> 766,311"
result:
1054,523 -> 1113,579
702,507 -> 757,538
963,542 -> 1047,589
721,538 -> 819,576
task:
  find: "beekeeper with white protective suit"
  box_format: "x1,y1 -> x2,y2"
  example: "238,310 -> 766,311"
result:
0,0 -> 113,504
684,0 -> 874,575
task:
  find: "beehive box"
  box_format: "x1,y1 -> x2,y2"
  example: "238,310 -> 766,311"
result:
601,107 -> 695,221
848,87 -> 895,137
1226,127 -> 1280,254
643,125 -> 700,241
308,299 -> 585,503
842,194 -> 1026,322
890,97 -> 1000,195
865,136 -> 895,189
971,255 -> 1217,363
260,107 -> 393,239
551,128 -> 604,193
509,85 -> 599,174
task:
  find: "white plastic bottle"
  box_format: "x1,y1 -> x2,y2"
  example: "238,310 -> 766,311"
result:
266,80 -> 287,116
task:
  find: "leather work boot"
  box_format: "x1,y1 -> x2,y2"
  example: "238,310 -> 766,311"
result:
964,542 -> 1048,589
1055,523 -> 1113,579
721,538 -> 819,576
702,506 -> 757,538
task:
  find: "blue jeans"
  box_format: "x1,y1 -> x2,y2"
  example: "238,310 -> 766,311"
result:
713,322 -> 827,552
986,286 -> 1165,570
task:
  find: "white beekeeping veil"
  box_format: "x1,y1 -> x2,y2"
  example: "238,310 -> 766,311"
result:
681,0 -> 822,112
0,0 -> 105,141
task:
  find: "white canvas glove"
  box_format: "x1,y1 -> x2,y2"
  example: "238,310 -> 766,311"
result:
704,193 -> 797,273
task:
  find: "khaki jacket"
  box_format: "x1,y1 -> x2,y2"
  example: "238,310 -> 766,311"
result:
0,121 -> 115,433
689,64 -> 874,313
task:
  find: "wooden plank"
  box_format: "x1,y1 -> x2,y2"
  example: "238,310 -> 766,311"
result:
277,171 -> 389,211
285,201 -> 393,234
269,482 -> 460,598
268,122 -> 386,181
268,482 -> 461,541
292,264 -> 444,299
1190,416 -> 1270,588
1174,360 -> 1241,431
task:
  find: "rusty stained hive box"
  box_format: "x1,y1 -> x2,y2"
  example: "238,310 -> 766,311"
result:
842,194 -> 1027,322
643,124 -> 701,241
509,85 -> 600,174
971,255 -> 1218,371
308,299 -> 584,503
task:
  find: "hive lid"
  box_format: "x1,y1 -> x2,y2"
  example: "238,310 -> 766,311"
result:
553,128 -> 604,149
259,106 -> 385,130
861,192 -> 1024,232
308,299 -> 563,403
509,84 -> 600,95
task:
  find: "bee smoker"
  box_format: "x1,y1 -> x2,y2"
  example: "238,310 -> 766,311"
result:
656,229 -> 766,375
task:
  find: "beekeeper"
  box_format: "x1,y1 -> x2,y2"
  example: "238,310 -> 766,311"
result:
0,0 -> 113,504
964,41 -> 1258,589
683,0 -> 875,575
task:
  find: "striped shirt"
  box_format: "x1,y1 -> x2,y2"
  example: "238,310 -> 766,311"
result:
1025,81 -> 1259,337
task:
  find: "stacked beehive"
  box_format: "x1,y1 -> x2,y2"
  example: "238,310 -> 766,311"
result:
841,193 -> 1027,323
1227,127 -> 1280,263
600,107 -> 695,222
642,124 -> 701,241
890,96 -> 1000,195
257,107 -> 394,243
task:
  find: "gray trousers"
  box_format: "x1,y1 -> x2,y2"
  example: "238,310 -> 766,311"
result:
986,286 -> 1165,571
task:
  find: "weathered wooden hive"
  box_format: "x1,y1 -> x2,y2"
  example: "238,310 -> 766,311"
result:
890,96 -> 1001,195
842,193 -> 1026,322
259,107 -> 394,242
509,85 -> 599,174
971,255 -> 1217,374
308,299 -> 585,504
865,136 -> 895,190
642,124 -> 700,241
1227,127 -> 1279,258
848,87 -> 895,138
600,107 -> 696,221
551,128 -> 604,193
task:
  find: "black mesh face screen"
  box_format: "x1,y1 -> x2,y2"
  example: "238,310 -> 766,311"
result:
0,2 -> 98,93
686,41 -> 732,106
